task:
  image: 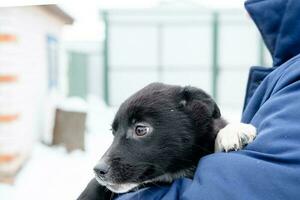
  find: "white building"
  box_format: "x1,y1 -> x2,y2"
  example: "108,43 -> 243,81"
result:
0,5 -> 73,180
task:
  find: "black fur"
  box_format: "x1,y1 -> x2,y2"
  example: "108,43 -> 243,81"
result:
78,83 -> 226,199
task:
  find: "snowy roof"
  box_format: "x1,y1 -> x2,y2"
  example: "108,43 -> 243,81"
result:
39,5 -> 74,24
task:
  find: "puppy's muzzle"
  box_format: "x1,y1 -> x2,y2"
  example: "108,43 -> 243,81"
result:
94,160 -> 110,180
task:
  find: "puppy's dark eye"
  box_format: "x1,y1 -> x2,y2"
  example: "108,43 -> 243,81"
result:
135,125 -> 149,136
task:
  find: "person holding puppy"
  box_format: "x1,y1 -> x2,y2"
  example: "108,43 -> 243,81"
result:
79,0 -> 300,199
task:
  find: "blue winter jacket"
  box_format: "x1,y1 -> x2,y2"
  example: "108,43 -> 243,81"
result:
116,0 -> 300,199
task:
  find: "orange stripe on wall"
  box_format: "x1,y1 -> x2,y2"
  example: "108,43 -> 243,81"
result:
0,114 -> 19,123
0,34 -> 17,42
0,75 -> 18,83
0,154 -> 18,164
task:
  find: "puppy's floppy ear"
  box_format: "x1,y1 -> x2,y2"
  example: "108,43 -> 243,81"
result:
179,86 -> 221,119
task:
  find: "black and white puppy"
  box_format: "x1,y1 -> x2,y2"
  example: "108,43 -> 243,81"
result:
78,83 -> 256,199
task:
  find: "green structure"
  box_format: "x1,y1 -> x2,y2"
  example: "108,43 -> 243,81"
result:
100,8 -> 271,108
68,51 -> 88,99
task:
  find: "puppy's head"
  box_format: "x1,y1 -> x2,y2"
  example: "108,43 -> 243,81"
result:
94,83 -> 221,193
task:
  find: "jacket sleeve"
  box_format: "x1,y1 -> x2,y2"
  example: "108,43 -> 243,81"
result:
115,59 -> 300,200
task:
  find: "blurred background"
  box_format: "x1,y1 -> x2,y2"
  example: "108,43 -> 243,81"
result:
0,0 -> 272,199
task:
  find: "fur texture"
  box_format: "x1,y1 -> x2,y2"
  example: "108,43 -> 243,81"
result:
93,83 -> 227,193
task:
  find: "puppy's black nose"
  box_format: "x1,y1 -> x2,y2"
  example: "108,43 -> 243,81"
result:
94,160 -> 110,178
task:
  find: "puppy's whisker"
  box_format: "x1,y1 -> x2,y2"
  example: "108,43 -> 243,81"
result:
109,192 -> 114,200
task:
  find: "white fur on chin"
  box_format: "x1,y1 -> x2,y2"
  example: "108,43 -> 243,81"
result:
95,167 -> 195,193
95,175 -> 139,193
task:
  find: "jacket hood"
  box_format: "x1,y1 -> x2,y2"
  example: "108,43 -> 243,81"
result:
245,0 -> 300,67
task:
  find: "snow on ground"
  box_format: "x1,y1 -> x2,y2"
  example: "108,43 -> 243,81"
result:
0,97 -> 116,200
0,97 -> 242,200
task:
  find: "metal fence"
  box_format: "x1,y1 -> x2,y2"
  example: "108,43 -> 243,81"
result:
100,8 -> 272,111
